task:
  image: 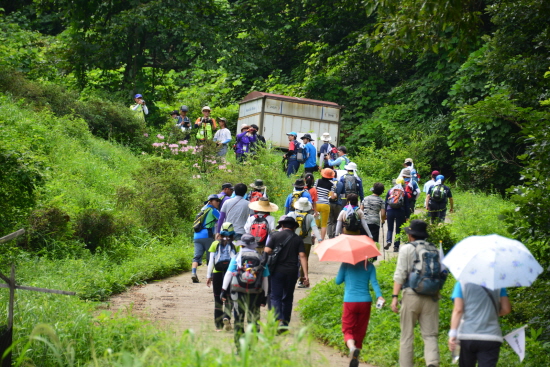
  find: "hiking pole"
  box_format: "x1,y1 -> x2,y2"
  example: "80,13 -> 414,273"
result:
382,217 -> 386,261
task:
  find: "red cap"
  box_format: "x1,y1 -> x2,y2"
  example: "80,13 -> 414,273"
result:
431,170 -> 440,176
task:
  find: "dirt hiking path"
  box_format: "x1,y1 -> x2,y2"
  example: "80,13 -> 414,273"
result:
109,244 -> 380,366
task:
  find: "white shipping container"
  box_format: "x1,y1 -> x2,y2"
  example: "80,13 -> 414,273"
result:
238,92 -> 343,151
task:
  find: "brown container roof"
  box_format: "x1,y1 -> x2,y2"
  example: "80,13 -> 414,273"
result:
239,91 -> 343,108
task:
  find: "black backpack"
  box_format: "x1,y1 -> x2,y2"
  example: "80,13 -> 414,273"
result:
231,251 -> 264,294
265,232 -> 296,271
343,174 -> 358,196
193,207 -> 213,233
431,184 -> 447,202
343,207 -> 361,232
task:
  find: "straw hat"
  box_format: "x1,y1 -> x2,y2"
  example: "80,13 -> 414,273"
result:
249,197 -> 279,212
294,197 -> 312,212
249,179 -> 266,190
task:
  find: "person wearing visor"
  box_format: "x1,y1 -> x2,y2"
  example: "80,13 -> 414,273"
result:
130,93 -> 148,122
195,106 -> 218,141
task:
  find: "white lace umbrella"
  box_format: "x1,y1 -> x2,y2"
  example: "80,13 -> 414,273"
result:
442,234 -> 543,290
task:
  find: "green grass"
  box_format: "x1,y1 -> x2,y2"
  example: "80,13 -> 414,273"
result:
299,188 -> 549,367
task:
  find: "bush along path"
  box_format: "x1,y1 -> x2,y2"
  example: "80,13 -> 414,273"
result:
108,248 -> 376,367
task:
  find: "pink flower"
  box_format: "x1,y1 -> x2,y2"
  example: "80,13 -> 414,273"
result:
157,134 -> 164,139
218,165 -> 226,170
193,163 -> 199,167
179,140 -> 188,145
227,170 -> 232,173
143,133 -> 149,137
197,175 -> 201,178
169,144 -> 179,148
152,143 -> 161,147
141,152 -> 146,155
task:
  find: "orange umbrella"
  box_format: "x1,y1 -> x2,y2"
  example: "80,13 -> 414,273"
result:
315,235 -> 381,265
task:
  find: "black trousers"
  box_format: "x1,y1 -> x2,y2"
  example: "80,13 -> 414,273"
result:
212,271 -> 232,329
459,340 -> 502,367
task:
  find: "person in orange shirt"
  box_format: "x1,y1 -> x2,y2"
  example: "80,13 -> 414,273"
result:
195,106 -> 218,141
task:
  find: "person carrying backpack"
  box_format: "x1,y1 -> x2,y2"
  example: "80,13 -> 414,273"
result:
326,146 -> 350,177
192,194 -> 222,283
264,216 -> 309,332
244,197 -> 278,254
401,168 -> 420,219
425,175 -> 454,223
284,178 -> 313,214
318,132 -> 336,169
391,220 -> 447,367
301,133 -> 319,173
206,222 -> 238,332
398,158 -> 419,184
335,194 -> 373,238
284,132 -> 302,177
220,234 -> 269,352
247,179 -> 267,202
286,197 -> 322,288
328,170 -> 345,239
384,178 -> 409,253
339,162 -> 365,201
194,106 -> 218,141
360,183 -> 386,244
314,169 -> 338,241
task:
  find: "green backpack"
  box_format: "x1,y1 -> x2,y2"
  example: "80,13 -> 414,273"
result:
193,207 -> 213,232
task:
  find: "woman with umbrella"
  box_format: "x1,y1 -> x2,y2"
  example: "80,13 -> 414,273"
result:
444,234 -> 543,366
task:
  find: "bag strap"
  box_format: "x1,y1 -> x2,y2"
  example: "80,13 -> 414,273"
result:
224,197 -> 243,221
481,287 -> 499,316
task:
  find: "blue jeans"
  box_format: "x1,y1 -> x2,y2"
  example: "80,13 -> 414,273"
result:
270,271 -> 299,325
193,237 -> 214,264
286,160 -> 300,177
386,209 -> 406,249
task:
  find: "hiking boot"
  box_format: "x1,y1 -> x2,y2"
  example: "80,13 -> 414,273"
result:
349,348 -> 361,367
393,247 -> 399,253
384,242 -> 391,250
191,274 -> 200,283
223,318 -> 232,331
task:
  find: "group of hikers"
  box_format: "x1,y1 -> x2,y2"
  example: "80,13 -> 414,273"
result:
189,148 -> 514,367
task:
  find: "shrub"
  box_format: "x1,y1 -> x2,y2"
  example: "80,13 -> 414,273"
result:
74,209 -> 118,252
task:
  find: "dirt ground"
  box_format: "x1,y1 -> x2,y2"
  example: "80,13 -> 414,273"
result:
108,241 -> 395,366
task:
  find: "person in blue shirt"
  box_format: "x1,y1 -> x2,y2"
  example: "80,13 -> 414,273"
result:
448,282 -> 511,367
192,194 -> 221,283
339,162 -> 365,201
336,259 -> 384,367
301,133 -> 319,173
326,146 -> 350,170
284,178 -> 313,214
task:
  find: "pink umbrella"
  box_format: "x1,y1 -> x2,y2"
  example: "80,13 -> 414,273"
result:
315,235 -> 381,265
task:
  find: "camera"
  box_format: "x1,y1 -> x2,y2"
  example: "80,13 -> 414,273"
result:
376,299 -> 385,309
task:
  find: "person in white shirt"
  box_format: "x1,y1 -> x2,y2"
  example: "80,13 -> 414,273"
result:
213,117 -> 232,156
423,170 -> 440,207
244,197 -> 278,253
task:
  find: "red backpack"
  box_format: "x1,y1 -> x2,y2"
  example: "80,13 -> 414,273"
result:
404,183 -> 414,199
250,214 -> 269,245
249,191 -> 263,202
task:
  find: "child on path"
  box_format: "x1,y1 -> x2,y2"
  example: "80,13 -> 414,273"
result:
335,194 -> 373,238
206,222 -> 238,331
360,183 -> 386,244
221,234 -> 269,353
336,259 -> 384,367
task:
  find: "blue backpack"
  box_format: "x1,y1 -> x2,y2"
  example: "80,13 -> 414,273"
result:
407,240 -> 447,296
